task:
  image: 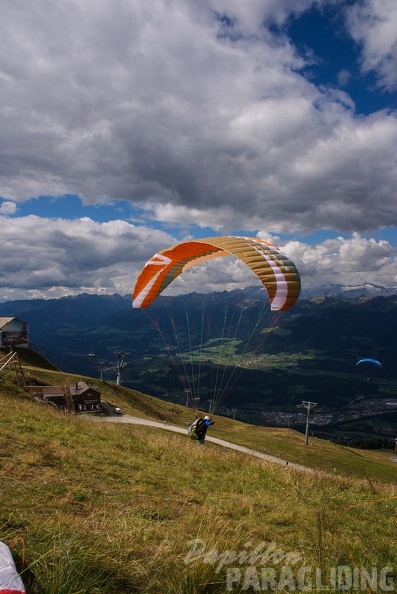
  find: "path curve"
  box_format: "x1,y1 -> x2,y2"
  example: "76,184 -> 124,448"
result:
92,414 -> 313,473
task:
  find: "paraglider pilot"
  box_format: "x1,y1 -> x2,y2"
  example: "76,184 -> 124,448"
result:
196,416 -> 214,445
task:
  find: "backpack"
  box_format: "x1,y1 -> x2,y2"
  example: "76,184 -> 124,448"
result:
187,418 -> 202,440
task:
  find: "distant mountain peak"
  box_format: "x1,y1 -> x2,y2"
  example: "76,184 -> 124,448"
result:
300,283 -> 397,300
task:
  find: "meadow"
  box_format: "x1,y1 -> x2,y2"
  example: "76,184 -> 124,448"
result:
0,352 -> 396,593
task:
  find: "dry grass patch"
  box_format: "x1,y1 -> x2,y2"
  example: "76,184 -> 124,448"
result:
1,364 -> 397,592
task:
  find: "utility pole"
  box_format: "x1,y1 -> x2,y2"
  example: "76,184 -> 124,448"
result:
115,352 -> 129,385
88,353 -> 107,382
185,389 -> 192,408
302,401 -> 317,446
194,397 -> 200,412
208,399 -> 213,414
98,360 -> 107,382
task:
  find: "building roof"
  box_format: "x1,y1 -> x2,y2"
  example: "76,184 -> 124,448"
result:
27,386 -> 67,395
0,317 -> 16,328
0,316 -> 27,328
69,381 -> 100,396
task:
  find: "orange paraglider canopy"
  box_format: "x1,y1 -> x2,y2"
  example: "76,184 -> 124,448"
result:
133,236 -> 300,311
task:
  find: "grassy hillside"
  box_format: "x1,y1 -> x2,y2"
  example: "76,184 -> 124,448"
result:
1,347 -> 59,371
0,352 -> 396,593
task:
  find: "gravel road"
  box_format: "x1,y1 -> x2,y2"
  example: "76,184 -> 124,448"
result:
93,414 -> 313,473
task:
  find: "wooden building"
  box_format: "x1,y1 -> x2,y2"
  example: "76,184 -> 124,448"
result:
69,381 -> 101,412
27,381 -> 101,413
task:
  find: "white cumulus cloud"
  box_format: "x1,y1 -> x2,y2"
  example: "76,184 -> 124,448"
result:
0,215 -> 176,299
0,0 -> 395,236
0,201 -> 17,215
345,0 -> 397,91
0,215 -> 396,300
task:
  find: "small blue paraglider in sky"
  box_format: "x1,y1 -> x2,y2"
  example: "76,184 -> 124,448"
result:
356,358 -> 382,382
356,358 -> 382,368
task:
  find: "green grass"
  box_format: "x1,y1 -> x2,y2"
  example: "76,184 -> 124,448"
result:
0,350 -> 396,593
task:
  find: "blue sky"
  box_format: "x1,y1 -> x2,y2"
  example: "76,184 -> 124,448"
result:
0,0 -> 396,300
287,3 -> 395,115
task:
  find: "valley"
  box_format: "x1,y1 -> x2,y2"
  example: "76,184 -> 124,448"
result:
1,287 -> 396,444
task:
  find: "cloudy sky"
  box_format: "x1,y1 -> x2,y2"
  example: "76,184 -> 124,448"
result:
1,0 -> 396,301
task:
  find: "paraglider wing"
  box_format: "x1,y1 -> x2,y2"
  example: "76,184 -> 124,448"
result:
0,542 -> 26,593
132,236 -> 301,311
356,358 -> 382,368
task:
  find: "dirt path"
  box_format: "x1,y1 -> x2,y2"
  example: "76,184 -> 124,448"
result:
93,414 -> 313,473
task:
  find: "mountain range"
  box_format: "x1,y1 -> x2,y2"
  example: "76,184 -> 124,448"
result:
300,283 -> 397,299
1,284 -> 397,442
